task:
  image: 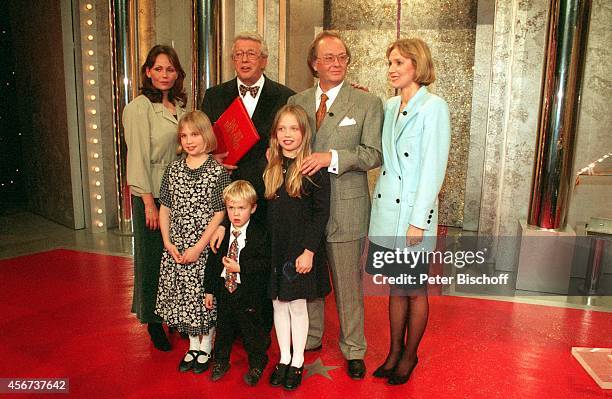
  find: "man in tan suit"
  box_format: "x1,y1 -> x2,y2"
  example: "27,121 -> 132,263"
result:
288,30 -> 383,379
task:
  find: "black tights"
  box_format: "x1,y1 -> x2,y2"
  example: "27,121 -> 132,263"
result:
380,287 -> 429,376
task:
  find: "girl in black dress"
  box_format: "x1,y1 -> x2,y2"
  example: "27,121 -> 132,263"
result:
263,105 -> 331,390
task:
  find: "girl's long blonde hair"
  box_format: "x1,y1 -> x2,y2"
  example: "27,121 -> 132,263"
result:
263,104 -> 313,199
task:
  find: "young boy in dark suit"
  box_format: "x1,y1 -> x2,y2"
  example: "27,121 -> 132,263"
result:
204,180 -> 271,386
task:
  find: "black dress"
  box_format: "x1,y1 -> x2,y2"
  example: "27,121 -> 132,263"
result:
268,157 -> 331,301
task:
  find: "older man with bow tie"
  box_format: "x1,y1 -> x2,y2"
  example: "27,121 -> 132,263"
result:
201,32 -> 294,335
201,32 -> 295,224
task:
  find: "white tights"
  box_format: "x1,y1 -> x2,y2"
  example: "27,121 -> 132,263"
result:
273,299 -> 308,368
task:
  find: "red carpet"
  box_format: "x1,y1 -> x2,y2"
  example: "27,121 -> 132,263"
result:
0,249 -> 610,398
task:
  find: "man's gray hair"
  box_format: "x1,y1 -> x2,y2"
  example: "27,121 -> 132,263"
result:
231,32 -> 269,58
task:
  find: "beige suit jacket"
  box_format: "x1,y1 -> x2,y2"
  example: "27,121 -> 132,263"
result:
288,82 -> 383,242
123,95 -> 185,198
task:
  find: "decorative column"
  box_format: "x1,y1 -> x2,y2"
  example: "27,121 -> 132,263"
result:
517,0 -> 592,294
79,1 -> 107,232
109,0 -> 139,234
194,0 -> 222,108
528,0 -> 592,230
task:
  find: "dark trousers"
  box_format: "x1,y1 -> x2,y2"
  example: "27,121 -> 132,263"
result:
214,287 -> 269,369
131,196 -> 163,324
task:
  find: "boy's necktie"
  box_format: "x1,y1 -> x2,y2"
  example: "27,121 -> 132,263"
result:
225,230 -> 241,293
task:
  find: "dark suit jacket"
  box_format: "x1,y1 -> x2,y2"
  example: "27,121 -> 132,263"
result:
200,76 -> 295,208
204,220 -> 271,307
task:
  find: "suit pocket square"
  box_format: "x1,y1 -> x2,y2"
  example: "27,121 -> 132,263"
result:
338,117 -> 357,127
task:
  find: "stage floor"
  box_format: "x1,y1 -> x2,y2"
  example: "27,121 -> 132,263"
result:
1,248 -> 610,398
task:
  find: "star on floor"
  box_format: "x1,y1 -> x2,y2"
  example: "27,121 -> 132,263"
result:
304,357 -> 340,380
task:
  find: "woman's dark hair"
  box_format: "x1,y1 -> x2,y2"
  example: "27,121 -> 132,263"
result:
140,45 -> 187,105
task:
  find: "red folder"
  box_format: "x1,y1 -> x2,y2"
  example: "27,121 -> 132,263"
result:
212,97 -> 260,166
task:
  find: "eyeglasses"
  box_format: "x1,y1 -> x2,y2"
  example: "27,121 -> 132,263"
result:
317,53 -> 350,65
232,50 -> 261,61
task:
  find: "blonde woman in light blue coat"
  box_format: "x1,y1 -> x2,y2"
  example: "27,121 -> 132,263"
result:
366,38 -> 451,385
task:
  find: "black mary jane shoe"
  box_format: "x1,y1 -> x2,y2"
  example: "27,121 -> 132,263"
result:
283,366 -> 303,391
192,351 -> 211,374
269,363 -> 289,387
372,363 -> 396,378
178,350 -> 199,372
387,357 -> 418,385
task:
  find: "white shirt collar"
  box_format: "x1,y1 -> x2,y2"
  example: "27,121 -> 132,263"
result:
230,220 -> 250,235
316,80 -> 344,106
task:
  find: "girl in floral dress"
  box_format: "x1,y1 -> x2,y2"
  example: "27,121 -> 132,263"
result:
156,110 -> 230,373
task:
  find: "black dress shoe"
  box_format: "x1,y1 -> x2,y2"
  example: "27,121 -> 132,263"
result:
387,357 -> 418,385
283,366 -> 303,390
178,350 -> 199,372
347,359 -> 366,380
192,351 -> 211,374
211,362 -> 231,381
243,367 -> 264,386
147,323 -> 171,352
372,363 -> 396,378
269,363 -> 289,387
304,343 -> 322,352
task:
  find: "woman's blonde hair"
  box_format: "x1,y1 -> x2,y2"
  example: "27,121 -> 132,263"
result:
263,104 -> 313,199
176,110 -> 217,155
386,38 -> 436,86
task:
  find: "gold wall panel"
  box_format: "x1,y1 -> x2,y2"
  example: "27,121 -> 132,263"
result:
330,0 -> 477,227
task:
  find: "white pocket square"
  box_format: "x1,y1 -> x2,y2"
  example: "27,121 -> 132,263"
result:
338,117 -> 357,127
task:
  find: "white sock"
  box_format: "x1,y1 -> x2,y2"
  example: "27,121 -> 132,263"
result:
288,299 -> 308,368
185,335 -> 200,361
199,327 -> 215,355
273,299 -> 292,365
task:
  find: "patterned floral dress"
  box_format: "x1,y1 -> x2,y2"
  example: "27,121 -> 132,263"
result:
155,156 -> 230,336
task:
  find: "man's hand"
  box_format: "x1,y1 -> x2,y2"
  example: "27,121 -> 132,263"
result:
212,151 -> 238,173
204,293 -> 214,309
300,152 -> 332,176
210,225 -> 226,253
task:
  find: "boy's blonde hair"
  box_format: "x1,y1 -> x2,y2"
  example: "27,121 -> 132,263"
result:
176,110 -> 217,154
223,180 -> 258,205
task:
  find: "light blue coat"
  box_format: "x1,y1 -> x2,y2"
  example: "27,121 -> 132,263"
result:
369,86 -> 451,252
